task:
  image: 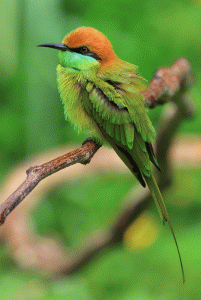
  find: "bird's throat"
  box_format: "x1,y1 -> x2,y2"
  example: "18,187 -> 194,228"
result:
58,50 -> 99,71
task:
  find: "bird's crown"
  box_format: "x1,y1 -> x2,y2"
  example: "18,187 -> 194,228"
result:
62,27 -> 117,64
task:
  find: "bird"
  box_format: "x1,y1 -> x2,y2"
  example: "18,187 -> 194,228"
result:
37,26 -> 184,282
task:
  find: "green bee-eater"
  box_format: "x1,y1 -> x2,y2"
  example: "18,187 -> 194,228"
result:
37,27 -> 184,281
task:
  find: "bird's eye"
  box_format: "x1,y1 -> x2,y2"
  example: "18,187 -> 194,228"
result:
80,46 -> 89,54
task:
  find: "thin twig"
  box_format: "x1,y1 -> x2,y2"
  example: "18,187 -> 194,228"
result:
0,141 -> 100,225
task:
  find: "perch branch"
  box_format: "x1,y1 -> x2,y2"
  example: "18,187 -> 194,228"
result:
0,141 -> 101,225
0,57 -> 194,264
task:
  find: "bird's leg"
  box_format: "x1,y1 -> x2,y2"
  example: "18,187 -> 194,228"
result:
82,137 -> 97,146
81,138 -> 102,164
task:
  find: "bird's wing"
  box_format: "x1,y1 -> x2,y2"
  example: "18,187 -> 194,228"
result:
84,81 -> 134,148
82,80 -> 158,185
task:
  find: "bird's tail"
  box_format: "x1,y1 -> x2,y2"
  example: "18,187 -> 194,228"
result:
145,173 -> 185,283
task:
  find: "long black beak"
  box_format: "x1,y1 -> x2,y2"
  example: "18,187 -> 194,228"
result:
36,43 -> 69,51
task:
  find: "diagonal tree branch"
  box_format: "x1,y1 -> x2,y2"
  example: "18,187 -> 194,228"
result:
0,141 -> 101,225
0,56 -> 194,251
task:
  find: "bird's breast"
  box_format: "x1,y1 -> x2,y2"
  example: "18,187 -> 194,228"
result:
57,65 -> 105,143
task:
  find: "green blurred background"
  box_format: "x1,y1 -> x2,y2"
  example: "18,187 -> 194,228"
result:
0,0 -> 201,299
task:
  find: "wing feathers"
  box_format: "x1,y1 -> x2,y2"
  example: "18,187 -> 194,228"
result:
83,78 -> 159,185
88,85 -> 130,125
124,123 -> 134,149
105,121 -> 115,137
120,124 -> 127,146
115,124 -> 121,142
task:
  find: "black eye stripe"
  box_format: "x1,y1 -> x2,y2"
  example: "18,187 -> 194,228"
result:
85,52 -> 102,61
68,46 -> 101,61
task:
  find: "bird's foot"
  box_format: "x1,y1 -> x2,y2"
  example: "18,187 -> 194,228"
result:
82,137 -> 97,146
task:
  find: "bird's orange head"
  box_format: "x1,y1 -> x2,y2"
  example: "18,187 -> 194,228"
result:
62,27 -> 117,66
37,27 -> 119,71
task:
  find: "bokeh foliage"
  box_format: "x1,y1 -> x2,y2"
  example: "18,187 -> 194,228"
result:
0,0 -> 201,299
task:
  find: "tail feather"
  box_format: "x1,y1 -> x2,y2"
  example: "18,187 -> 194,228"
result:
145,142 -> 161,172
145,173 -> 185,283
99,128 -> 146,187
98,124 -> 185,282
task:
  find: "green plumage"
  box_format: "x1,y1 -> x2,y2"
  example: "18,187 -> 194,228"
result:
56,50 -> 184,282
57,59 -> 155,185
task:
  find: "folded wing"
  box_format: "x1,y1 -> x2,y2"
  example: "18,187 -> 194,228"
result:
82,79 -> 158,187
